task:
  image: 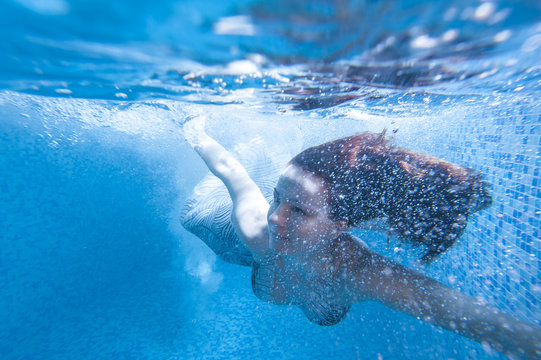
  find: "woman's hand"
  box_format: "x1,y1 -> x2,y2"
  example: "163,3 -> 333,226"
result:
183,115 -> 210,150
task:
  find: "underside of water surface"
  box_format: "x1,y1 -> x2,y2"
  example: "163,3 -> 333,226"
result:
1,0 -> 540,359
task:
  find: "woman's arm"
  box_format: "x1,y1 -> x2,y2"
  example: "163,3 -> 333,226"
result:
348,252 -> 541,358
183,116 -> 271,259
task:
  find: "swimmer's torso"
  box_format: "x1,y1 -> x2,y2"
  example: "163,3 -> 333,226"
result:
251,234 -> 371,326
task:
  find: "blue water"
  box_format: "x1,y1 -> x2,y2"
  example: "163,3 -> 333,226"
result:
1,0 -> 540,359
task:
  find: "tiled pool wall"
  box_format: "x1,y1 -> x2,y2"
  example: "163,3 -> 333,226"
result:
406,101 -> 540,324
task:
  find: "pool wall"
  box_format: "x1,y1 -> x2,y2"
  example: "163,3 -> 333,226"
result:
392,100 -> 540,323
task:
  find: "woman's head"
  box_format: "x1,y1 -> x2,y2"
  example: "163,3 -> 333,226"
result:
288,132 -> 492,262
268,164 -> 348,255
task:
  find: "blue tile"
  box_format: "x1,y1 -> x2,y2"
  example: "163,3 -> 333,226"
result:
514,154 -> 525,162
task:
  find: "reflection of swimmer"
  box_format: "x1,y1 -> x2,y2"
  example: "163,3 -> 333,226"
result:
183,116 -> 540,358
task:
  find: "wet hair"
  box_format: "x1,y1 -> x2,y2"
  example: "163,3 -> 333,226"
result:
290,132 -> 492,263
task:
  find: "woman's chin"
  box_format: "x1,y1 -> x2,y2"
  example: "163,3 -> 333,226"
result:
272,242 -> 297,255
272,244 -> 287,254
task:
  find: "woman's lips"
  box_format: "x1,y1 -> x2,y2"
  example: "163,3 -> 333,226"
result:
270,233 -> 288,252
270,230 -> 288,242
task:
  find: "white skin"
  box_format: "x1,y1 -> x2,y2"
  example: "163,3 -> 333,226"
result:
184,116 -> 541,359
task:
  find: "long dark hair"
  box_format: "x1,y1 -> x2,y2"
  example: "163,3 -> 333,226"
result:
290,132 -> 492,262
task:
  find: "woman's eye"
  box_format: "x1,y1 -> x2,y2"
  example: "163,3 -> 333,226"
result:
291,206 -> 306,215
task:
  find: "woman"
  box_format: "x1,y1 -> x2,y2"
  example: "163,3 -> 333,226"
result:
183,116 -> 540,358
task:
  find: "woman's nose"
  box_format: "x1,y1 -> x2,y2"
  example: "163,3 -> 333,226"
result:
268,204 -> 288,226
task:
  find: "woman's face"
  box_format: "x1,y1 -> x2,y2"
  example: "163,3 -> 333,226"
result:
268,165 -> 345,255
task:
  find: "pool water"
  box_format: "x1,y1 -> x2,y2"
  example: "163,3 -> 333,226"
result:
1,0 -> 540,359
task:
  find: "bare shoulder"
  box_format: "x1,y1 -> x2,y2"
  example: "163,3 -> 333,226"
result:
339,233 -> 373,269
233,192 -> 269,238
333,234 -> 375,303
232,189 -> 270,258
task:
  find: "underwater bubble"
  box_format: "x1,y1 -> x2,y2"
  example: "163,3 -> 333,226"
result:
474,3 -> 496,21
